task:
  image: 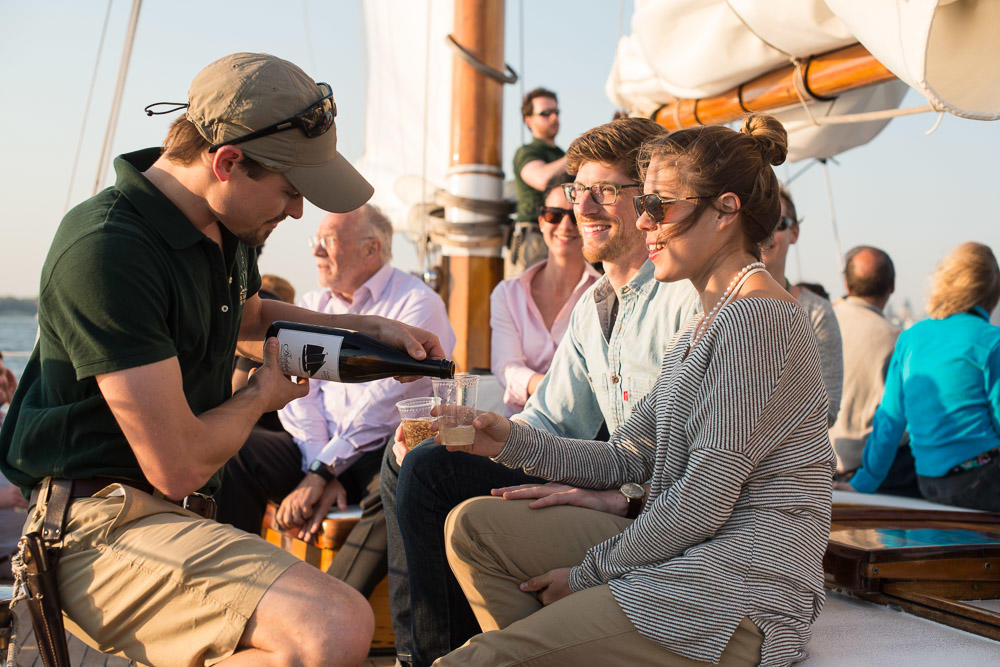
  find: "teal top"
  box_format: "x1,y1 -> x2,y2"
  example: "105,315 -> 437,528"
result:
0,149 -> 260,493
516,261 -> 700,438
851,307 -> 1000,492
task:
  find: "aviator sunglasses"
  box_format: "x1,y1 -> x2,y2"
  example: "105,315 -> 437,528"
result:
210,82 -> 337,151
538,205 -> 575,224
633,193 -> 714,224
144,83 -> 338,152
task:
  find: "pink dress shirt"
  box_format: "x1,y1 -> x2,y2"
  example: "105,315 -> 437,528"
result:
278,263 -> 456,475
490,260 -> 602,415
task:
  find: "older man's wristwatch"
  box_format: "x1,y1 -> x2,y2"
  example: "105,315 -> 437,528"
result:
308,459 -> 335,483
619,482 -> 645,519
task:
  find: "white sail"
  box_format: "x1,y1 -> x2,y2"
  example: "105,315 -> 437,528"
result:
607,0 -> 1000,161
355,0 -> 455,235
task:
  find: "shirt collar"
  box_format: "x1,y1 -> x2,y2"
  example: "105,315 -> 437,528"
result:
970,305 -> 990,320
114,148 -> 206,250
843,295 -> 886,317
327,262 -> 393,306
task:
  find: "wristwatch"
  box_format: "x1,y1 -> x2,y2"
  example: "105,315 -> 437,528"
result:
620,482 -> 645,519
308,459 -> 335,483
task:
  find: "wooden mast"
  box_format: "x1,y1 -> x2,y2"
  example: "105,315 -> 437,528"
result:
652,44 -> 895,131
441,0 -> 506,372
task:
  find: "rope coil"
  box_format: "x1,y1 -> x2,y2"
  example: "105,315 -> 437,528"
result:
445,34 -> 518,84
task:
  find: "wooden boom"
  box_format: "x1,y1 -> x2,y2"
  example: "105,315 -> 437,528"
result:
652,44 -> 896,130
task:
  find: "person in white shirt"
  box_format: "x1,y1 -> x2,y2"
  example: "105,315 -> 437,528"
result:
215,204 -> 455,596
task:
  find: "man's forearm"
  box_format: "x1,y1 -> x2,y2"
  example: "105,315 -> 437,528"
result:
237,297 -> 388,362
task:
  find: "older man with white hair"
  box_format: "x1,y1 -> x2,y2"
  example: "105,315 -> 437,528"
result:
216,204 -> 455,596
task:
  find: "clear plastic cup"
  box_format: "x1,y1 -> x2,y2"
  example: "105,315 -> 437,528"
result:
432,374 -> 479,446
395,397 -> 439,449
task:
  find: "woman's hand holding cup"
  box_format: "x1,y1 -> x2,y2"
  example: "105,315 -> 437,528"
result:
432,406 -> 510,458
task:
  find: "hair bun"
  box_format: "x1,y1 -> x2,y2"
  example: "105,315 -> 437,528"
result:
740,114 -> 788,166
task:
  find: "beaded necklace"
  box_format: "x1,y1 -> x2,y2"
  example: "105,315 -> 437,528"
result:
689,261 -> 767,349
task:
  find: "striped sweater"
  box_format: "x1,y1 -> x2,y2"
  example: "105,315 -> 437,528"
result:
498,297 -> 835,666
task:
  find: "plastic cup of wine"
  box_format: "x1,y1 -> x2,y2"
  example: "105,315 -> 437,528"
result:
432,374 -> 479,447
396,397 -> 440,449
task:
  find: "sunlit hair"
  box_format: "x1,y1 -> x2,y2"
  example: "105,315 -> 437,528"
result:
637,114 -> 787,259
260,274 -> 295,304
521,87 -> 557,118
163,116 -> 270,179
927,242 -> 1000,319
541,172 -> 573,202
360,204 -> 394,263
565,118 -> 665,182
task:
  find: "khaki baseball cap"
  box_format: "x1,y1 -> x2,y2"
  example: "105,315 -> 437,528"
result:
186,52 -> 373,213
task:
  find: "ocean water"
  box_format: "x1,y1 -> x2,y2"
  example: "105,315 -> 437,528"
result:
0,315 -> 38,380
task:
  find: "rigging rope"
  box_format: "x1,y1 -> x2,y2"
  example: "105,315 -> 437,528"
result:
819,159 -> 844,273
64,0 -> 113,213
93,0 -> 143,195
418,0 -> 435,273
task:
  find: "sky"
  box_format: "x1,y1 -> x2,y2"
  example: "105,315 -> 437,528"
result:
1,0 -> 998,321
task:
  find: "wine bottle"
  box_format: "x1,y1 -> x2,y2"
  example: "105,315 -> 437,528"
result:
265,321 -> 455,383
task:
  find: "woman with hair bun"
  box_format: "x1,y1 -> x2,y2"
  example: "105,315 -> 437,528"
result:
433,114 -> 834,667
850,242 -> 1000,511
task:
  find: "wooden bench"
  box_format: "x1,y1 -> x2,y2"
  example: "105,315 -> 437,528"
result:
260,503 -> 395,653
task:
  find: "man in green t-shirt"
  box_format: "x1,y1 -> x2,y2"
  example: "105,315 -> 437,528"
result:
509,88 -> 569,274
0,52 -> 444,666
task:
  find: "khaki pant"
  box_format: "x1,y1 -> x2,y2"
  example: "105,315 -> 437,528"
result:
24,482 -> 299,666
435,497 -> 762,666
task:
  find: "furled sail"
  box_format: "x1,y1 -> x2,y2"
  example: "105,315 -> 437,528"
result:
607,0 -> 1000,161
355,0 -> 455,237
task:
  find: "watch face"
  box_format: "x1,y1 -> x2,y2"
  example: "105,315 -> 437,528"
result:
620,482 -> 644,500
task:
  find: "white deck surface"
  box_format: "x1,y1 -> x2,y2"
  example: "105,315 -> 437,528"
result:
805,591 -> 1000,666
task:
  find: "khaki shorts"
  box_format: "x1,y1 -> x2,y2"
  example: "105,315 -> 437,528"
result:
25,483 -> 299,666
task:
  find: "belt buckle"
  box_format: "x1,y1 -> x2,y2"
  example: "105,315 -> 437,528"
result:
181,492 -> 217,520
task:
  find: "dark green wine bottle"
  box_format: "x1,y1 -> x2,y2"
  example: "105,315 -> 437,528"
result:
265,320 -> 455,383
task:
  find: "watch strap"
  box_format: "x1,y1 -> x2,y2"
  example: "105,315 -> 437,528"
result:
308,460 -> 335,482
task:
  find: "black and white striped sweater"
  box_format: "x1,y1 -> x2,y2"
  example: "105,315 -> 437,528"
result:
499,297 -> 836,667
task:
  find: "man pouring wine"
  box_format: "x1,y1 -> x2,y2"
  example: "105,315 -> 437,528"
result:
215,203 -> 456,601
0,53 -> 447,666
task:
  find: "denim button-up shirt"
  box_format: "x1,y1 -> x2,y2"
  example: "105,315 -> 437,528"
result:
514,261 -> 700,439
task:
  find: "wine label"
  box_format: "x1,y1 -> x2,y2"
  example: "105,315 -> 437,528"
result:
275,328 -> 344,381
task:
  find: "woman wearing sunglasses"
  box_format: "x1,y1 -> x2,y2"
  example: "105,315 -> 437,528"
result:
491,173 -> 601,415
760,187 -> 843,426
433,114 -> 834,666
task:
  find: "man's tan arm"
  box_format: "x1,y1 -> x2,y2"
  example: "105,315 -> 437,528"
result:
97,339 -> 306,499
520,155 -> 568,191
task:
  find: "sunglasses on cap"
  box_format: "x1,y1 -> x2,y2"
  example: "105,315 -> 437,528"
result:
632,193 -> 714,224
207,82 -> 337,152
538,205 -> 575,224
775,215 -> 799,232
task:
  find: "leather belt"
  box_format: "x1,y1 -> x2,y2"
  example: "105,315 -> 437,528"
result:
32,477 -> 217,520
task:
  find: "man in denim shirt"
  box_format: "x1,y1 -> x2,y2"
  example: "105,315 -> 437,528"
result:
380,119 -> 699,667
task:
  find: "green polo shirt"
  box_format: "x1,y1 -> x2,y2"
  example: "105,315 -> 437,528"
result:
512,138 -> 565,222
0,148 -> 261,493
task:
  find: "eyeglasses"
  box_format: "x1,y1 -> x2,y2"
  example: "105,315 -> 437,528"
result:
775,215 -> 799,232
632,193 -> 713,224
562,182 -> 641,206
537,205 -> 575,224
209,82 -> 337,153
309,235 -> 373,250
534,108 -> 559,118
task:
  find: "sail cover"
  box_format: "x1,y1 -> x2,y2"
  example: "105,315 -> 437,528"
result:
355,0 -> 454,234
607,0 -> 1000,161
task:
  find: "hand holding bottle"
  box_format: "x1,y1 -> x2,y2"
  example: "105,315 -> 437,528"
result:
434,408 -> 511,458
244,337 -> 310,414
358,315 -> 446,369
